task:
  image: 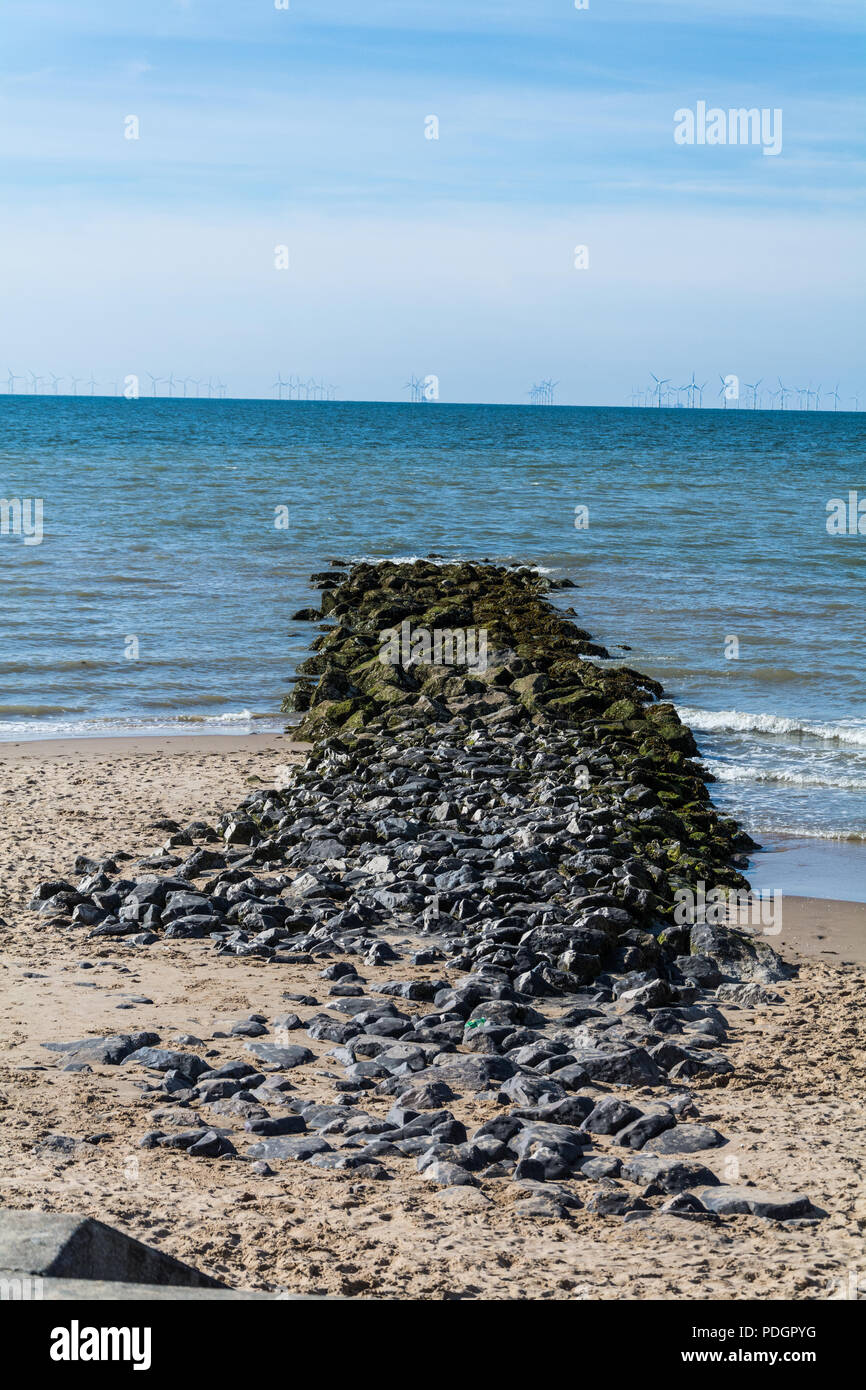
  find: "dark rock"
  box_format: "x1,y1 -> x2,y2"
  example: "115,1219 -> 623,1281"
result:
231,1020 -> 268,1038
644,1124 -> 727,1154
689,924 -> 794,985
187,1130 -> 237,1158
421,1160 -> 478,1187
122,1048 -> 210,1081
247,1135 -> 333,1161
585,1182 -> 649,1217
695,1186 -> 818,1220
580,1097 -> 642,1135
659,1192 -> 713,1220
244,1115 -> 307,1136
413,1055 -> 517,1093
244,1043 -> 315,1069
43,1032 -> 160,1067
394,1080 -> 456,1109
580,1155 -> 622,1179
571,1047 -> 664,1087
615,1109 -> 676,1149
619,1154 -> 721,1193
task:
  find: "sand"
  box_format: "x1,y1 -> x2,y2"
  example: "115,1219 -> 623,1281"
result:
0,735 -> 864,1300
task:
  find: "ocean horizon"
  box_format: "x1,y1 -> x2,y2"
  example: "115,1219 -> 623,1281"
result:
2,395 -> 864,868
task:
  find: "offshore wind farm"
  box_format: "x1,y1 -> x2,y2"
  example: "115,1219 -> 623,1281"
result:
2,369 -> 861,409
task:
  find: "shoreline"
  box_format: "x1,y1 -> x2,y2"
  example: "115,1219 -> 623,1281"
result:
2,730 -> 864,904
0,732 -> 303,762
0,732 -> 862,959
748,833 -> 866,906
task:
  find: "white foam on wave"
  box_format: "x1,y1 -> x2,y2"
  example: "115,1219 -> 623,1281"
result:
350,554 -> 442,566
705,761 -> 866,792
678,706 -> 866,748
348,555 -> 565,574
751,824 -> 866,843
175,709 -> 258,723
0,710 -> 285,742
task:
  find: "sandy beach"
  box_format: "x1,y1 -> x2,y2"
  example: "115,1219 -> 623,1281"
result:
0,733 -> 863,1300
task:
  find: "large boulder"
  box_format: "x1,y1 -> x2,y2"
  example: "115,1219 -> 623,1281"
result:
689,924 -> 794,985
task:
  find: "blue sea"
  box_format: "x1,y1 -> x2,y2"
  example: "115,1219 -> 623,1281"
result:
1,397 -> 864,895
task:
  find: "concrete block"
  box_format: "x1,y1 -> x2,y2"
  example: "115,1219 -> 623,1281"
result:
0,1209 -> 223,1288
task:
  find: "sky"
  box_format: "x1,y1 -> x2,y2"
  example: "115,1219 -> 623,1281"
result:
0,0 -> 863,405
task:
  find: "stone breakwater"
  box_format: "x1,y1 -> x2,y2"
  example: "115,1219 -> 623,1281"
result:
28,560 -> 822,1227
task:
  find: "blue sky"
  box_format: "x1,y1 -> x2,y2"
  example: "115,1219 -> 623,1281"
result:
1,0 -> 863,404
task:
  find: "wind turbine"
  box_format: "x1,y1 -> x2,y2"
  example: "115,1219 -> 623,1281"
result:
851,393 -> 860,411
650,373 -> 670,407
681,371 -> 698,407
696,380 -> 708,408
146,372 -> 162,397
6,368 -> 23,394
69,376 -> 82,395
273,373 -> 288,400
744,378 -> 762,409
829,385 -> 842,412
48,373 -> 63,394
87,374 -> 98,396
165,372 -> 176,397
28,371 -> 43,394
814,384 -> 822,411
777,377 -> 791,410
187,378 -> 200,398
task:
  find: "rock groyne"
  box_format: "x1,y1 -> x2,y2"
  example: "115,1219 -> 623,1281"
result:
29,560 -> 813,1224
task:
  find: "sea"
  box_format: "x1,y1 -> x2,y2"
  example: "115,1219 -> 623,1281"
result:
1,397 -> 864,899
